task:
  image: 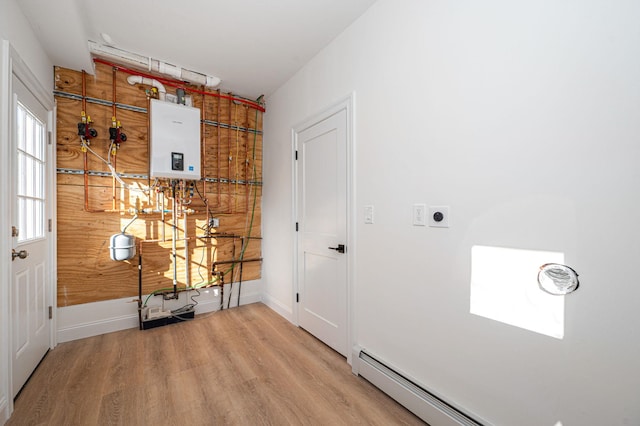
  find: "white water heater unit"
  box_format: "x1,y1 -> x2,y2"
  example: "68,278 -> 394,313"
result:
150,98 -> 201,179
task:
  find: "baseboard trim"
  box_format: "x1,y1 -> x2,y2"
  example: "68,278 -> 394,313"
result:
261,292 -> 294,323
0,395 -> 8,425
58,312 -> 139,343
57,280 -> 262,343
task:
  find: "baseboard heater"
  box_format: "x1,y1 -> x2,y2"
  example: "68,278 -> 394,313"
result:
355,349 -> 485,426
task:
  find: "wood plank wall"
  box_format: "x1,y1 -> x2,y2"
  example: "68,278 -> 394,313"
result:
54,62 -> 263,307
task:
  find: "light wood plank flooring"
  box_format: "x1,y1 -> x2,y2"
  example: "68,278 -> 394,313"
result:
8,303 -> 425,425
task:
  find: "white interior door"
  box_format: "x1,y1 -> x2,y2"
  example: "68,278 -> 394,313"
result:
296,108 -> 348,357
11,74 -> 51,397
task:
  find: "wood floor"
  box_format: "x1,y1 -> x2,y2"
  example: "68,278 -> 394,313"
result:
8,303 -> 424,425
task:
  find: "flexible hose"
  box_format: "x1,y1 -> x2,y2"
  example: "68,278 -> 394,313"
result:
122,214 -> 138,234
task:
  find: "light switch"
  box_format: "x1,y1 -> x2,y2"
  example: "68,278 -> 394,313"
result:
364,205 -> 374,224
413,204 -> 426,226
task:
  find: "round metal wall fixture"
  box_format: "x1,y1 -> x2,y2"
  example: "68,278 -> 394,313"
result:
538,263 -> 579,295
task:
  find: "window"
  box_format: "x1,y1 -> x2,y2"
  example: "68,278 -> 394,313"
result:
16,101 -> 46,242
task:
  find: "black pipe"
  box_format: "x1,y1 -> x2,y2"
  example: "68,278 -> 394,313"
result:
211,257 -> 262,267
138,252 -> 143,330
200,233 -> 240,239
237,238 -> 246,307
227,241 -> 236,309
207,262 -> 263,282
218,272 -> 225,311
237,259 -> 244,307
199,234 -> 262,240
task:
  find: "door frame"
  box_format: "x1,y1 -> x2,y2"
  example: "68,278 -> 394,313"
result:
0,40 -> 56,419
292,93 -> 356,364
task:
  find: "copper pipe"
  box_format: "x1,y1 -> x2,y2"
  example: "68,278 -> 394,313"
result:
234,103 -> 239,212
140,236 -> 195,244
228,96 -> 233,213
82,70 -> 103,213
112,154 -> 117,211
236,104 -> 241,212
81,70 -> 87,112
146,97 -> 152,206
82,68 -> 87,210
83,153 -> 120,213
112,67 -> 117,118
216,90 -> 221,208
200,90 -> 209,216
244,105 -> 250,213
112,67 -> 117,211
93,58 -> 266,112
80,69 -> 121,213
83,150 -> 91,211
161,190 -> 166,242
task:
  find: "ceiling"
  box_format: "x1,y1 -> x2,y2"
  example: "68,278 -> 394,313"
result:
16,0 -> 377,99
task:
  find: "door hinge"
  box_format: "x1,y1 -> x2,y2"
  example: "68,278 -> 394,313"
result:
296,293 -> 299,303
48,131 -> 52,145
48,219 -> 52,232
48,306 -> 53,319
295,150 -> 298,160
295,222 -> 299,232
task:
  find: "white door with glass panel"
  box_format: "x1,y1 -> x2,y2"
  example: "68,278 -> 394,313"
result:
11,74 -> 51,397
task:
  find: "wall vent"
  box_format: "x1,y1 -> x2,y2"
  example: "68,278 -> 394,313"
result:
355,349 -> 486,426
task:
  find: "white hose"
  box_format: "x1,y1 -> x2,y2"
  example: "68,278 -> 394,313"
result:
122,214 -> 138,234
81,139 -> 146,194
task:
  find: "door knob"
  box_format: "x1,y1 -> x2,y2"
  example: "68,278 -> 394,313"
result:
12,249 -> 28,261
328,244 -> 346,254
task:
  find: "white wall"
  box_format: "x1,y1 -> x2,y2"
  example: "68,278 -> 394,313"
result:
0,0 -> 53,90
262,1 -> 640,425
0,1 -> 53,423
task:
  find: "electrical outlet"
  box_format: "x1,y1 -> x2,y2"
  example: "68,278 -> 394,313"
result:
413,204 -> 426,226
429,206 -> 450,228
364,205 -> 374,224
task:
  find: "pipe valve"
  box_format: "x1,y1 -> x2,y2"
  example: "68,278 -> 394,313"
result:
78,112 -> 98,140
109,118 -> 127,144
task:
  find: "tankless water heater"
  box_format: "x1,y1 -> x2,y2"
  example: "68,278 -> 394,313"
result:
150,99 -> 201,179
